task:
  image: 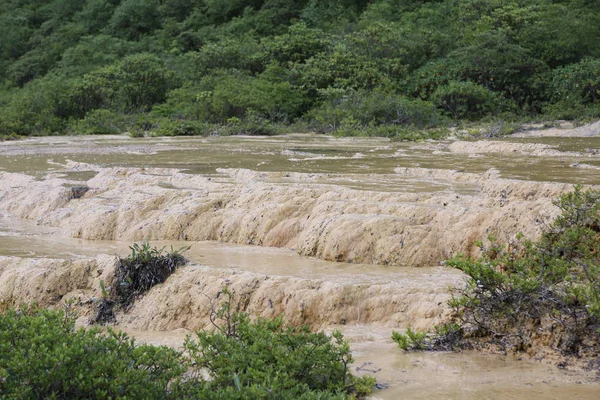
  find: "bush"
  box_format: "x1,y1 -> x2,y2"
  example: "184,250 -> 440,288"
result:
307,89 -> 441,134
0,306 -> 184,399
432,81 -> 505,121
156,68 -> 304,125
69,53 -> 177,115
67,109 -> 130,135
406,31 -> 547,109
0,75 -> 73,135
391,323 -> 462,352
112,241 -> 189,308
545,57 -> 600,116
219,112 -> 280,136
175,288 -> 375,399
146,118 -> 217,137
1,295 -> 376,399
108,0 -> 161,40
392,328 -> 427,350
445,186 -> 600,357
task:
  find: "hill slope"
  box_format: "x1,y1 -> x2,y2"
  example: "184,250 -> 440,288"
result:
1,0 -> 599,137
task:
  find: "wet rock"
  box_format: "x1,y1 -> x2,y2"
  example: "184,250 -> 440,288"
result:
0,255 -> 461,331
68,185 -> 89,200
0,166 -> 581,266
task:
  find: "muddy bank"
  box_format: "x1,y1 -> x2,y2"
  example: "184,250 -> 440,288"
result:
447,140 -> 595,157
513,120 -> 600,138
116,325 -> 600,400
0,255 -> 461,331
0,164 -> 581,266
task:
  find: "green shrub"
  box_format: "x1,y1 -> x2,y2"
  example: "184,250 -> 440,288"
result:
0,132 -> 22,141
261,22 -> 330,65
1,297 -> 375,399
307,89 -> 441,133
296,46 -> 387,96
183,37 -> 265,77
0,306 -> 184,399
392,328 -> 428,350
446,186 -> 600,355
0,75 -> 73,135
406,31 -> 547,109
67,109 -> 130,135
157,68 -> 304,125
547,58 -> 600,110
112,241 -> 189,308
69,53 -> 177,115
176,288 -> 375,399
219,112 -> 280,136
432,81 -> 504,120
148,118 -> 216,137
108,0 -> 161,40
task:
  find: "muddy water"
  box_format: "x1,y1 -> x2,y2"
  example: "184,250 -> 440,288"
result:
0,216 -> 461,286
117,326 -> 600,400
1,133 -> 600,398
0,134 -> 598,184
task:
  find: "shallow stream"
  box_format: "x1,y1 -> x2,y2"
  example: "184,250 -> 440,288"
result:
1,133 -> 599,398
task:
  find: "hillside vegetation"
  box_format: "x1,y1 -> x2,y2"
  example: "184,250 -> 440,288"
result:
1,0 -> 599,138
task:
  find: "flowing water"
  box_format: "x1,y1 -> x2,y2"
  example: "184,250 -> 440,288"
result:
116,326 -> 600,400
0,134 -> 598,183
1,133 -> 599,398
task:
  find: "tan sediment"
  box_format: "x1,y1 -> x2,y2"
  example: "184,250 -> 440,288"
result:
1,134 -> 600,396
447,140 -> 594,157
512,120 -> 600,138
0,164 -> 581,266
0,255 -> 462,331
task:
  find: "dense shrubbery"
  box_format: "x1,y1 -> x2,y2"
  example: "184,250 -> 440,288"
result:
0,306 -> 184,399
394,187 -> 600,361
175,288 -> 375,399
1,0 -> 600,137
2,293 -> 374,399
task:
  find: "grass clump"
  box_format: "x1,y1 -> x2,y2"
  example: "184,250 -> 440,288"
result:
112,241 -> 189,307
92,241 -> 188,324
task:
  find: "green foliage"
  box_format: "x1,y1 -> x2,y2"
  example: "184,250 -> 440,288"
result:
112,240 -> 189,307
545,58 -> 600,119
307,89 -> 441,134
2,0 -> 600,136
158,69 -> 304,124
108,0 -> 161,40
0,306 -> 184,399
67,109 -> 130,135
176,287 -> 374,399
0,74 -> 72,135
1,297 -> 375,399
57,34 -> 141,76
446,186 -> 600,355
391,328 -> 428,350
69,53 -> 176,115
432,81 -> 505,120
